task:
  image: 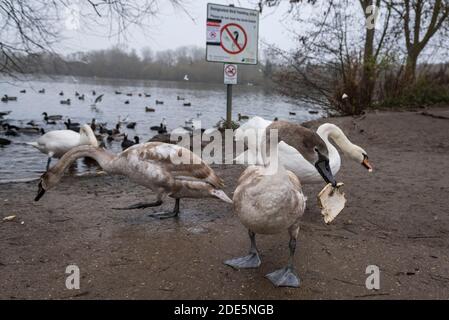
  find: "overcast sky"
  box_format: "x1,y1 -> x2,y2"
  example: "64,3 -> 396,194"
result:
59,0 -> 298,55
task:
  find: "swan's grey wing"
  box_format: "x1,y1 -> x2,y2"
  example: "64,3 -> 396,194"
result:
265,121 -> 327,163
135,142 -> 224,188
286,170 -> 301,190
237,165 -> 262,185
286,170 -> 307,217
233,165 -> 263,210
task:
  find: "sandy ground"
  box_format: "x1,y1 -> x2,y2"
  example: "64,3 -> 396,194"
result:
1,107 -> 449,299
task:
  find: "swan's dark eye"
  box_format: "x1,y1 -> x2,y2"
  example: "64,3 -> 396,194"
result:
314,147 -> 319,153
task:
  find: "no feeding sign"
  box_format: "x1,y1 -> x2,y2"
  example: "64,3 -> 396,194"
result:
206,3 -> 259,65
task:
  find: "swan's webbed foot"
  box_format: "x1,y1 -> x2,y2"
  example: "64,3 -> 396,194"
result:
265,266 -> 300,288
113,200 -> 162,210
147,211 -> 179,219
147,198 -> 180,219
266,235 -> 300,288
224,252 -> 261,269
224,229 -> 261,269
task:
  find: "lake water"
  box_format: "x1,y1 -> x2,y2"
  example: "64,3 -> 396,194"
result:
0,75 -> 322,183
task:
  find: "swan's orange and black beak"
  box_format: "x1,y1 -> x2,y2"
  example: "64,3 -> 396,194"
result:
315,157 -> 337,187
362,154 -> 373,172
35,181 -> 46,201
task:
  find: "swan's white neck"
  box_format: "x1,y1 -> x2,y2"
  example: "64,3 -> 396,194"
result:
317,123 -> 366,174
50,146 -> 116,178
316,124 -> 343,174
79,126 -> 98,147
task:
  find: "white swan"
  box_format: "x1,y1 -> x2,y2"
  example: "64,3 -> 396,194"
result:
34,142 -> 233,219
225,162 -> 307,288
234,116 -> 272,165
27,124 -> 98,170
235,117 -> 372,184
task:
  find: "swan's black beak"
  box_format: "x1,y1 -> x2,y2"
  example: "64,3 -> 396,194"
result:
315,158 -> 337,187
35,181 -> 46,201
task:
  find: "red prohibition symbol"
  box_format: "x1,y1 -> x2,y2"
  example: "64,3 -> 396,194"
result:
225,64 -> 236,77
220,23 -> 247,55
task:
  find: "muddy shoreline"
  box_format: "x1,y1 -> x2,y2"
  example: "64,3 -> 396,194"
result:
1,108 -> 449,299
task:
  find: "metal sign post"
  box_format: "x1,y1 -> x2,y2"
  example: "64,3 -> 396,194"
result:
206,3 -> 259,128
226,83 -> 232,128
224,63 -> 238,128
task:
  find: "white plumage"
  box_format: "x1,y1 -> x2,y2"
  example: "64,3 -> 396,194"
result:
234,117 -> 371,184
234,116 -> 272,165
27,124 -> 98,169
225,164 -> 306,287
233,165 -> 306,234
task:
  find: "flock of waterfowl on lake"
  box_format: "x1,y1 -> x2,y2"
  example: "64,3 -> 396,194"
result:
1,87 -> 373,288
0,88 -> 200,149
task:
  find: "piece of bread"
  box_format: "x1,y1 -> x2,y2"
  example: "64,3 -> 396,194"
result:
317,183 -> 346,224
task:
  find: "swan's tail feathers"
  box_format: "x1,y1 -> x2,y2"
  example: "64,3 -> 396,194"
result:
26,142 -> 39,149
210,189 -> 233,204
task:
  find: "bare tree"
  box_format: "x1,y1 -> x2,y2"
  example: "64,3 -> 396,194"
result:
0,0 -> 185,75
360,0 -> 381,108
261,0 -> 398,114
391,0 -> 449,81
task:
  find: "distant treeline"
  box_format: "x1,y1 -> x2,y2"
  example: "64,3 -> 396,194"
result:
11,46 -> 275,86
